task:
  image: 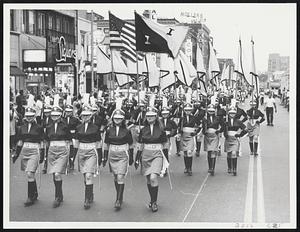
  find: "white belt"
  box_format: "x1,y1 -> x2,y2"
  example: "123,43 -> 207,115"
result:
165,130 -> 171,135
144,144 -> 162,150
50,141 -> 68,147
70,130 -> 75,133
79,142 -> 96,149
23,142 -> 40,149
207,128 -> 217,133
110,144 -> 129,152
182,127 -> 195,133
227,131 -> 237,136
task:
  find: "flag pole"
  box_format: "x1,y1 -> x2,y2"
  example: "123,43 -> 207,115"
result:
91,10 -> 94,93
108,11 -> 115,103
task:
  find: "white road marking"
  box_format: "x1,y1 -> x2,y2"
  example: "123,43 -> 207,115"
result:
182,174 -> 209,222
256,138 -> 266,222
244,155 -> 254,222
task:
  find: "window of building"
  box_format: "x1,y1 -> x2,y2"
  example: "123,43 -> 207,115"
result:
10,10 -> 15,31
63,19 -> 69,34
37,12 -> 46,36
56,17 -> 61,32
81,33 -> 85,46
23,10 -> 36,35
48,15 -> 53,29
28,10 -> 35,34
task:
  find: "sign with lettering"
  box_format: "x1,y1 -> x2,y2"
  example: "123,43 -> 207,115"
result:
56,36 -> 76,64
23,50 -> 46,62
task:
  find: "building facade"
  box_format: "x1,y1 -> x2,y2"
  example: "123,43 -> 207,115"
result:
10,9 -> 77,95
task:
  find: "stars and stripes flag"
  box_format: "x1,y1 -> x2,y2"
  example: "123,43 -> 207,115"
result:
109,12 -> 143,63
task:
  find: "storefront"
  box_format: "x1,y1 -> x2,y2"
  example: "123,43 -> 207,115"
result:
22,49 -> 54,93
54,36 -> 76,95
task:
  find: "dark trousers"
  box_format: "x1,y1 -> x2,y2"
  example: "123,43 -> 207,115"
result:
266,107 -> 274,124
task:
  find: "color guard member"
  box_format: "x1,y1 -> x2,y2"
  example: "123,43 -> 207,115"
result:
45,106 -> 71,208
203,104 -> 224,176
103,103 -> 134,210
223,106 -> 247,175
246,100 -> 265,156
74,105 -> 101,209
134,106 -> 168,212
12,107 -> 45,206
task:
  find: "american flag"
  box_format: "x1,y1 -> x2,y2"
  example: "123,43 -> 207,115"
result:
109,12 -> 143,63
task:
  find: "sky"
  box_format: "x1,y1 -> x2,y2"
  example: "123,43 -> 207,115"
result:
91,3 -> 296,73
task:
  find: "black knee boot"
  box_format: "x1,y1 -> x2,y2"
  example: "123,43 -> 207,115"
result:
115,183 -> 124,209
211,157 -> 216,176
183,155 -> 188,173
151,186 -> 158,212
207,154 -> 212,173
254,142 -> 258,156
249,142 -> 254,155
84,184 -> 93,209
196,142 -> 201,156
114,180 -> 119,200
227,157 -> 232,173
187,157 -> 193,176
24,181 -> 36,207
176,141 -> 181,156
232,158 -> 237,176
147,184 -> 153,207
53,180 -> 63,208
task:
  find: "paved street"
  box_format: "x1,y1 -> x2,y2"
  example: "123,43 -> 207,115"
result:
9,98 -> 290,224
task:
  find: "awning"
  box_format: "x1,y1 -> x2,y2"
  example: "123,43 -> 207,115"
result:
10,66 -> 26,76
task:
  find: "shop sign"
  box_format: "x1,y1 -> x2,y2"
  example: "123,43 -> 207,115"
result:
56,36 -> 76,63
23,50 -> 46,62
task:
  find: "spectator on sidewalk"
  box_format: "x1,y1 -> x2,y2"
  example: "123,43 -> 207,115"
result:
264,92 -> 277,126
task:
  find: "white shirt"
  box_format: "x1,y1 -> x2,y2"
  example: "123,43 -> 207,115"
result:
54,123 -> 58,133
265,97 -> 276,108
164,119 -> 167,127
28,123 -> 32,133
116,126 -> 119,137
150,124 -> 154,136
84,123 -> 88,133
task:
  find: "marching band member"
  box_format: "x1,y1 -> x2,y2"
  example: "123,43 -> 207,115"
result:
193,101 -> 206,157
63,104 -> 81,170
131,92 -> 147,147
134,94 -> 168,212
215,95 -> 227,156
45,95 -> 71,208
171,99 -> 183,156
103,97 -> 134,210
203,104 -> 224,176
12,107 -> 45,206
223,106 -> 247,175
91,103 -> 107,166
159,97 -> 177,166
179,95 -> 201,176
41,105 -> 53,174
246,100 -> 265,156
234,99 -> 248,123
74,102 -> 101,210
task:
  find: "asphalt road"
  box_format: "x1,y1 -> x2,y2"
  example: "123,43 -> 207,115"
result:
9,98 -> 290,225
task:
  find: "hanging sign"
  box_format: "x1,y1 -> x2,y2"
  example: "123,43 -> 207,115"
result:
56,36 -> 76,63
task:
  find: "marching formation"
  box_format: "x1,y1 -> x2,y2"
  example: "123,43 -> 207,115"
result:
10,86 -> 266,213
